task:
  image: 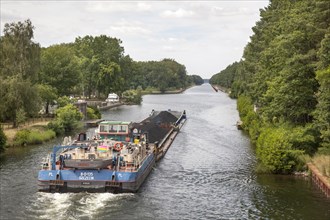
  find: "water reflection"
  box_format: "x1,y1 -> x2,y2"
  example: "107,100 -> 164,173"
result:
0,84 -> 329,219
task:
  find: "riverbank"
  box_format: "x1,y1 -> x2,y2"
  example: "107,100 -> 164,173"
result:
211,85 -> 330,198
2,118 -> 52,146
307,162 -> 330,197
143,87 -> 187,95
211,84 -> 230,93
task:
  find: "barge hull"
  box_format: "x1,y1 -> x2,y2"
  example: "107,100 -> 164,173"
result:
38,153 -> 155,193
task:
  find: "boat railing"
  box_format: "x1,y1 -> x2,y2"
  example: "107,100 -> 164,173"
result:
158,127 -> 174,148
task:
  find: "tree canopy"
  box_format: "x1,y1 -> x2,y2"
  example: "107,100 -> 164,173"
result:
0,20 -> 41,127
0,19 -> 203,129
210,0 -> 330,172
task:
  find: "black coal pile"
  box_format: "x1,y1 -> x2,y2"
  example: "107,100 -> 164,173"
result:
132,111 -> 179,143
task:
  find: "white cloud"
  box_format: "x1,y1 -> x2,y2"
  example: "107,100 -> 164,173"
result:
161,8 -> 195,18
86,2 -> 151,13
162,45 -> 175,51
0,1 -> 269,78
137,2 -> 152,11
109,21 -> 151,36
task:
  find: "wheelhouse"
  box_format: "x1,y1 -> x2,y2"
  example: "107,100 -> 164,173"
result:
97,121 -> 131,141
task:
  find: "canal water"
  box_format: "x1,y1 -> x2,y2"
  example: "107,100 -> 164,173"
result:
0,84 -> 329,219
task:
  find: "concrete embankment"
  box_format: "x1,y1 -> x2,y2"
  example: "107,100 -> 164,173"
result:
307,163 -> 330,198
86,100 -> 124,110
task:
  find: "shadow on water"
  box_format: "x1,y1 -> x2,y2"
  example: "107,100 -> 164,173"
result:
0,84 -> 329,220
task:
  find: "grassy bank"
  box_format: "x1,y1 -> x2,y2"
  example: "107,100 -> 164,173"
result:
141,86 -> 194,95
3,120 -> 52,146
312,154 -> 330,183
12,125 -> 56,146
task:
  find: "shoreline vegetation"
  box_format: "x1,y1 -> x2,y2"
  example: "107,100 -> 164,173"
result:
212,84 -> 330,189
0,85 -> 193,151
0,19 -> 204,154
209,1 -> 330,196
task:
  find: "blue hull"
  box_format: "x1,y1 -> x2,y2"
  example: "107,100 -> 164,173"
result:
38,153 -> 155,193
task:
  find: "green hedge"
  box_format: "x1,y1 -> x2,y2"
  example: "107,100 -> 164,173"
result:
14,128 -> 56,146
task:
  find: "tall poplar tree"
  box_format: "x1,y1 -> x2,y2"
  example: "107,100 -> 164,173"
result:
0,20 -> 41,127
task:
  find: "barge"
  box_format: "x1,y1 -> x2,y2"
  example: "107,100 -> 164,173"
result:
38,110 -> 186,193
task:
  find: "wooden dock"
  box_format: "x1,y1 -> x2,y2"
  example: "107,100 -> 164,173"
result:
307,163 -> 330,198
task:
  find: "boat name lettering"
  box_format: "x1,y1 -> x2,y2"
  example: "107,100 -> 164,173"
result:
79,172 -> 94,180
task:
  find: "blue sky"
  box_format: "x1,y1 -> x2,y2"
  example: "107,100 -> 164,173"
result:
1,1 -> 269,79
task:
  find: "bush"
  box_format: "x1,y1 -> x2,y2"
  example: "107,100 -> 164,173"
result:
237,96 -> 262,143
256,126 -> 304,174
87,107 -> 101,119
122,89 -> 142,104
47,121 -> 64,136
13,128 -> 56,146
14,129 -> 30,146
0,127 -> 7,153
55,104 -> 83,132
57,96 -> 75,107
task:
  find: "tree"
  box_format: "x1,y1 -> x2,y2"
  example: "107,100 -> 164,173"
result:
313,67 -> 330,151
37,84 -> 57,114
98,62 -> 122,96
74,35 -> 125,98
0,19 -> 40,82
209,0 -> 330,171
0,20 -> 41,126
0,126 -> 6,153
188,75 -> 204,85
0,77 -> 40,127
52,104 -> 83,133
39,44 -> 81,96
262,54 -> 318,124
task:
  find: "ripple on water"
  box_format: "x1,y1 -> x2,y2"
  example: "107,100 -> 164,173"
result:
24,192 -> 135,220
2,84 -> 330,220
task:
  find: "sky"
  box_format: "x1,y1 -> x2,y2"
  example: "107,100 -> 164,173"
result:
0,0 -> 269,79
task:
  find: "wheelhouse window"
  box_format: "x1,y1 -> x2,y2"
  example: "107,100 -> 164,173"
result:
100,125 -> 108,132
119,125 -> 128,133
100,123 -> 128,133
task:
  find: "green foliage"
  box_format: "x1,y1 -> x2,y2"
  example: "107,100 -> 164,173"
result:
74,35 -> 125,98
0,20 -> 41,126
16,108 -> 27,127
187,75 -> 204,85
261,54 -> 318,124
36,84 -> 57,114
39,44 -> 81,96
237,96 -> 261,143
0,77 -> 41,126
56,96 -> 72,107
54,104 -> 83,133
47,120 -> 64,136
210,61 -> 241,89
87,107 -> 100,120
13,128 -> 56,146
210,0 -> 330,171
129,59 -> 191,92
256,126 -> 304,174
0,19 -> 40,82
0,19 -> 200,129
313,67 -> 330,150
0,127 -> 6,153
122,89 -> 143,104
13,129 -> 30,146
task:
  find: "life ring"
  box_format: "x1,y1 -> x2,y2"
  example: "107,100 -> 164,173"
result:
113,142 -> 123,151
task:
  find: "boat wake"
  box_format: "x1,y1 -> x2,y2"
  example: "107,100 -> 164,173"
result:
24,192 -> 134,219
